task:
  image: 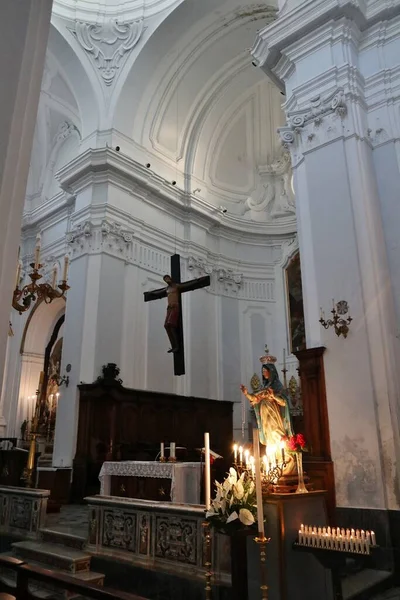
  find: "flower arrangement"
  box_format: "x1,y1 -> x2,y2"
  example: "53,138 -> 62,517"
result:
206,467 -> 258,534
284,433 -> 308,453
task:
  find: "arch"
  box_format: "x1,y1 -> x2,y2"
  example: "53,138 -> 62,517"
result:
20,297 -> 66,356
47,21 -> 100,137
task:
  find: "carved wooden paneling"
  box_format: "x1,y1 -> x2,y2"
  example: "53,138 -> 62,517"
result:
72,381 -> 233,501
294,347 -> 336,519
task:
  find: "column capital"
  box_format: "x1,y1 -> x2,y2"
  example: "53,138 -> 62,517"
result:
252,0 -> 400,86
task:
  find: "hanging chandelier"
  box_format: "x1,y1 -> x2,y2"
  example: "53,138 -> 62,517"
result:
12,235 -> 70,314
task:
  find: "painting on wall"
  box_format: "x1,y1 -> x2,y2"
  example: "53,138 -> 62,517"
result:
285,252 -> 306,353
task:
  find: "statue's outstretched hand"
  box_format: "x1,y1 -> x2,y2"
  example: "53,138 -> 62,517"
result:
240,384 -> 248,394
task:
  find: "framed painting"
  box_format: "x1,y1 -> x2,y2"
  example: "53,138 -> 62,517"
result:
285,252 -> 306,352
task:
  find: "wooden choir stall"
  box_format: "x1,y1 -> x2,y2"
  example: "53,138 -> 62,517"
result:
71,364 -> 233,503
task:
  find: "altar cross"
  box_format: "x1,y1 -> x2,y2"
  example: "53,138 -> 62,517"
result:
144,254 -> 210,376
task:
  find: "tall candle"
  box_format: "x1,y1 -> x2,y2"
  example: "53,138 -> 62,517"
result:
160,442 -> 164,459
252,429 -> 264,537
204,433 -> 211,511
170,442 -> 176,459
34,234 -> 41,269
244,448 -> 250,467
239,446 -> 243,465
280,440 -> 285,463
371,531 -> 376,546
15,260 -> 22,289
51,265 -> 57,288
62,255 -> 69,281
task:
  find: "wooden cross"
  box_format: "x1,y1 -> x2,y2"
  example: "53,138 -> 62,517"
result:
144,254 -> 210,376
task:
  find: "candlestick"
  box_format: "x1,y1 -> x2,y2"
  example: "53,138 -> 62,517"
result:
233,443 -> 238,463
255,535 -> 269,600
62,255 -> 69,281
34,234 -> 41,269
253,429 -> 265,538
204,433 -> 211,511
202,521 -> 212,600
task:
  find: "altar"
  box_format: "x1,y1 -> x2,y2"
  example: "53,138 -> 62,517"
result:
99,460 -> 202,504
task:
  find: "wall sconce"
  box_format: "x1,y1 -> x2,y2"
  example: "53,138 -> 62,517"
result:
319,300 -> 352,338
56,364 -> 71,388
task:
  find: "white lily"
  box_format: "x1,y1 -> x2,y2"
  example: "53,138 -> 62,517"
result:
239,508 -> 255,526
233,480 -> 244,500
226,511 -> 239,524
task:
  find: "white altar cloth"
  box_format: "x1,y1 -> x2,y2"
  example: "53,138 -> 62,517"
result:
98,461 -> 202,504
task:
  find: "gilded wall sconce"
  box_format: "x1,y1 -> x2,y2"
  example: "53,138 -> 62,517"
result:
319,300 -> 352,338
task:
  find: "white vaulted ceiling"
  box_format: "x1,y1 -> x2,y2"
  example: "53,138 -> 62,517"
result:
114,0 -> 295,228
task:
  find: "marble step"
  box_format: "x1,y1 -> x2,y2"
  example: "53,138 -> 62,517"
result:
342,568 -> 392,600
12,541 -> 91,574
40,529 -> 86,550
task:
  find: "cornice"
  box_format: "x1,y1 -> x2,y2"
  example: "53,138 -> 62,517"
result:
55,148 -> 297,239
251,0 -> 400,84
21,192 -> 74,230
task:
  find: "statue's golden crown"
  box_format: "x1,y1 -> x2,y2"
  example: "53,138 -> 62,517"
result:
259,345 -> 277,364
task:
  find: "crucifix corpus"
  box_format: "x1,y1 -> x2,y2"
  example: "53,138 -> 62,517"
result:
144,254 -> 210,376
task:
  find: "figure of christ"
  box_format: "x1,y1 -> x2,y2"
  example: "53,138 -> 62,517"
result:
144,273 -> 210,354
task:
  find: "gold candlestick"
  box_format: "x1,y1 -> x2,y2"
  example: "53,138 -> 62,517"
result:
202,520 -> 212,600
255,535 -> 270,600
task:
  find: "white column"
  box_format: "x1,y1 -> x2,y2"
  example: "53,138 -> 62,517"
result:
253,2 -> 400,509
0,1 -> 53,426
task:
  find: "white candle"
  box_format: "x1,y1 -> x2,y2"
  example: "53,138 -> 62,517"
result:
170,442 -> 176,459
204,433 -> 211,511
51,265 -> 57,288
252,429 -> 264,537
160,442 -> 164,458
239,446 -> 243,465
371,531 -> 376,546
244,448 -> 250,467
250,455 -> 255,477
34,234 -> 41,268
233,444 -> 238,463
298,529 -> 303,544
62,255 -> 69,281
15,260 -> 22,289
283,348 -> 286,369
280,440 -> 285,463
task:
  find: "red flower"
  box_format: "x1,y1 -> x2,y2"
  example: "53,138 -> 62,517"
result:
296,434 -> 306,448
287,437 -> 298,452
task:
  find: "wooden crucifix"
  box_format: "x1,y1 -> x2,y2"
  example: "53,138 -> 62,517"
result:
144,254 -> 210,376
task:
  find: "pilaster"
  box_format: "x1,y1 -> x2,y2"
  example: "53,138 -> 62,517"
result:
253,1 -> 400,509
0,0 -> 52,430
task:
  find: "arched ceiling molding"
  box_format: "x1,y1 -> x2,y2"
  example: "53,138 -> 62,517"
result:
114,0 -> 277,135
20,297 -> 66,356
192,78 -> 285,208
48,19 -> 101,137
52,0 -> 182,21
42,123 -> 81,202
206,90 -> 257,196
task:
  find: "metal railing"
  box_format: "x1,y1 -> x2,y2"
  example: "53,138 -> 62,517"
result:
0,556 -> 148,600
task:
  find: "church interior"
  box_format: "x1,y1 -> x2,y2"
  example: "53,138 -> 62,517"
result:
0,0 -> 400,599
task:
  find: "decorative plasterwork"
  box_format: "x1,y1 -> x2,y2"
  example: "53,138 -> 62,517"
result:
187,256 -> 243,294
66,219 -> 134,259
278,89 -> 348,165
243,151 -> 295,222
70,19 -> 144,86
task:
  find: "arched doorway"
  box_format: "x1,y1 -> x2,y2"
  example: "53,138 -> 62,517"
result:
13,297 -> 65,440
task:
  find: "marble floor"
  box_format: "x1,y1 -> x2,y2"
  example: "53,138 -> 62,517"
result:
45,504 -> 88,536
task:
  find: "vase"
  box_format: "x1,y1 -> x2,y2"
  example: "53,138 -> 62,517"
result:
295,452 -> 308,494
